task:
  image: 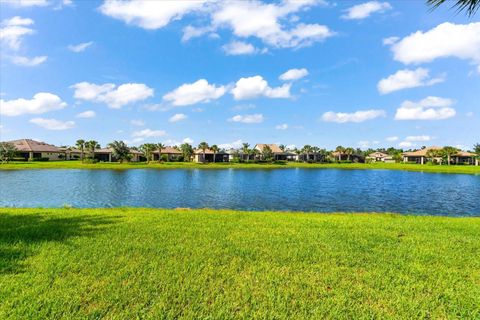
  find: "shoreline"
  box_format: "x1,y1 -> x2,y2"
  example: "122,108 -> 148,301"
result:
1,161 -> 479,174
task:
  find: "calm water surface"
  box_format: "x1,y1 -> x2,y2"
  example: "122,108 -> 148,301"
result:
1,169 -> 479,216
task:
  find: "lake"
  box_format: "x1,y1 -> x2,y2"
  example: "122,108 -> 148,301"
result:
1,168 -> 479,216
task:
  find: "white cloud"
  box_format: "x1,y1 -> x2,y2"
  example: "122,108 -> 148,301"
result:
68,41 -> 93,52
342,1 -> 392,20
395,96 -> 456,120
382,36 -> 399,45
182,137 -> 194,144
358,140 -> 380,149
398,141 -> 413,148
169,113 -> 187,123
279,68 -> 308,81
99,0 -> 208,30
0,16 -> 35,50
386,136 -> 398,142
218,139 -> 243,150
30,118 -> 75,130
222,41 -> 258,55
405,135 -> 432,142
212,1 -> 334,49
76,110 -> 96,118
275,123 -> 289,130
0,92 -> 67,116
2,0 -> 49,7
377,68 -> 444,94
229,114 -> 264,123
182,25 -> 215,42
10,55 -> 47,66
71,82 -> 154,109
132,128 -> 167,138
163,79 -> 225,106
321,109 -> 386,123
130,119 -> 145,126
231,75 -> 291,100
389,22 -> 480,70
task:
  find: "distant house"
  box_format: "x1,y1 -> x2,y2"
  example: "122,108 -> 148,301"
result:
366,151 -> 394,163
452,151 -> 477,165
225,149 -> 254,162
402,146 -> 443,164
193,148 -> 229,162
8,139 -> 65,161
152,146 -> 182,161
93,148 -> 141,162
254,144 -> 296,161
331,151 -> 365,163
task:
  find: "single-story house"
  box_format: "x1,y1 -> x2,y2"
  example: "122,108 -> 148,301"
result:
254,144 -> 296,161
8,139 -> 65,160
93,148 -> 141,162
152,146 -> 182,161
225,149 -> 255,162
402,146 -> 443,164
366,151 -> 394,163
331,151 -> 365,163
452,151 -> 478,165
194,148 -> 229,162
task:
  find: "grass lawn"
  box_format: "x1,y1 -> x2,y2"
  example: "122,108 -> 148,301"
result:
1,208 -> 479,319
1,160 -> 479,174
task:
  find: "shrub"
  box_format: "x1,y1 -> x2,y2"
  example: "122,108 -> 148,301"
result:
83,158 -> 98,164
33,157 -> 50,162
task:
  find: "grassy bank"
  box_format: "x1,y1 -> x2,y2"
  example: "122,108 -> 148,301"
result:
1,160 -> 479,174
1,208 -> 479,319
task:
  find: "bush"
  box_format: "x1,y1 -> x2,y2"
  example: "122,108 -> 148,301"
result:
83,158 -> 98,164
161,154 -> 168,162
33,157 -> 50,162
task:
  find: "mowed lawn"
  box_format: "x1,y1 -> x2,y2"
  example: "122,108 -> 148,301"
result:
1,208 -> 479,319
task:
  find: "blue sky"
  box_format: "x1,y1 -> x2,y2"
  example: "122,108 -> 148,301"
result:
1,0 -> 479,151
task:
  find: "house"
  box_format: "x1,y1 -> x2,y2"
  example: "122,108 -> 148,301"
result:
59,147 -> 83,160
152,146 -> 182,161
8,139 -> 65,160
452,151 -> 477,165
366,151 -> 394,163
402,146 -> 443,164
92,148 -> 142,162
254,144 -> 296,161
193,148 -> 229,162
331,151 -> 365,163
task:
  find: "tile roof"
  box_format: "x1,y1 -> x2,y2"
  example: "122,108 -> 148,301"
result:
254,144 -> 283,153
152,146 -> 182,154
8,139 -> 62,153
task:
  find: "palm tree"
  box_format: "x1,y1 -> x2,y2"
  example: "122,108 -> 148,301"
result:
279,144 -> 286,152
302,145 -> 312,162
426,149 -> 441,164
85,140 -> 100,160
442,146 -> 459,165
108,140 -> 131,163
75,139 -> 85,162
156,143 -> 165,162
198,142 -> 209,163
335,146 -> 345,161
294,148 -> 302,162
242,143 -> 250,162
427,0 -> 479,17
211,144 -> 219,163
262,145 -> 273,161
344,147 -> 354,161
140,143 -> 156,163
180,143 -> 193,162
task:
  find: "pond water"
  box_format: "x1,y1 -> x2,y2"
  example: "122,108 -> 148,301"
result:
1,169 -> 479,216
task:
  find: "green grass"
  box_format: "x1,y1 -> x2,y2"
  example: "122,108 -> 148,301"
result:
1,208 -> 479,319
1,160 -> 480,174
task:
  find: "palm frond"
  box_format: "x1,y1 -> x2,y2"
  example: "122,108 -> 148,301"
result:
427,0 -> 479,17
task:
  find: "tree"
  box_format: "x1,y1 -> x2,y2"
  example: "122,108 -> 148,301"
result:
344,147 -> 354,161
180,143 -> 193,162
108,140 -> 131,163
75,139 -> 85,162
140,143 -> 156,163
156,143 -> 165,162
442,146 -> 459,165
302,145 -> 312,162
0,142 -> 17,164
198,142 -> 209,163
279,144 -> 286,152
242,143 -> 250,162
210,144 -> 219,163
426,149 -> 442,164
85,140 -> 100,160
474,143 -> 480,155
335,146 -> 345,161
262,145 -> 273,161
427,0 -> 479,17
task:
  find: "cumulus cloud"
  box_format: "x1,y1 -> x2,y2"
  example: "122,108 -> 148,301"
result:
169,113 -> 187,123
218,139 -> 243,150
68,41 -> 93,52
382,36 -> 399,45
394,96 -> 456,120
231,75 -> 291,100
182,137 -> 194,144
222,41 -> 258,55
132,128 -> 167,138
1,92 -> 67,116
71,82 -> 154,109
389,22 -> 480,71
405,135 -> 432,142
99,0 -> 207,30
76,110 -> 96,118
321,109 -> 386,123
130,119 -> 145,126
377,68 -> 445,94
279,68 -> 308,81
10,55 -> 47,66
341,1 -> 392,20
275,123 -> 289,130
2,0 -> 49,7
229,114 -> 264,123
398,141 -> 413,148
30,118 -> 75,130
0,16 -> 35,50
385,136 -> 398,142
163,79 -> 225,106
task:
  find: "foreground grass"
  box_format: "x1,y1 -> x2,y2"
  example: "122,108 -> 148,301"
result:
0,208 -> 479,319
1,160 -> 479,174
